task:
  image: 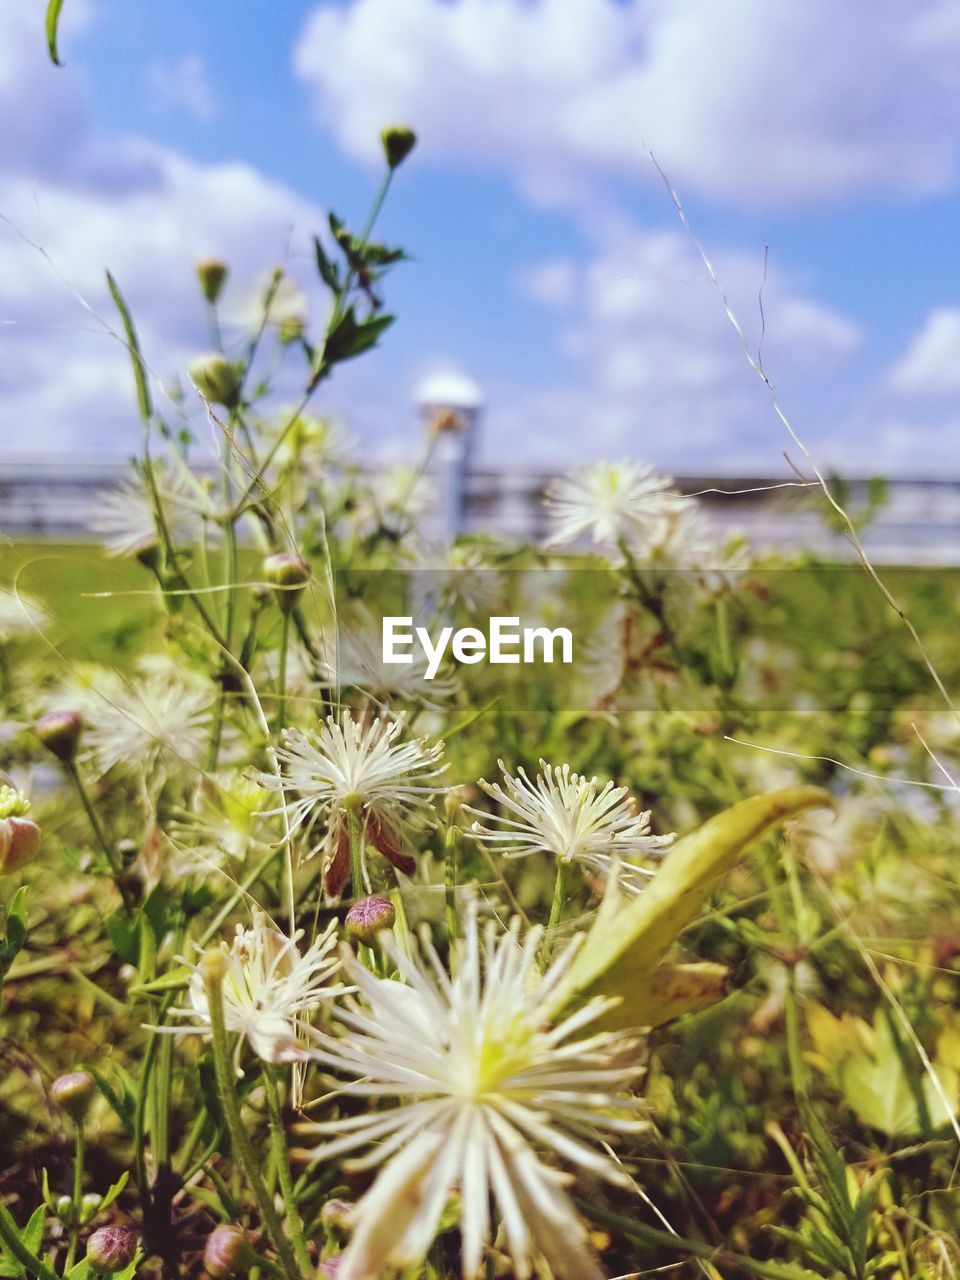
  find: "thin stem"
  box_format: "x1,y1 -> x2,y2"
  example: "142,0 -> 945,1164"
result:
64,1127 -> 85,1271
346,800 -> 365,901
276,609 -> 292,737
262,1066 -> 311,1274
66,762 -> 133,910
201,956 -> 300,1280
443,824 -> 460,942
199,847 -> 281,948
541,860 -> 571,964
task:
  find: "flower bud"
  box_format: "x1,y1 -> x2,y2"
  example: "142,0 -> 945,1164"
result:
55,1196 -> 75,1225
380,125 -> 417,170
344,895 -> 395,945
263,552 -> 310,614
320,1198 -> 354,1238
0,815 -> 40,875
80,1193 -> 103,1223
189,353 -> 242,408
197,259 -> 228,305
36,710 -> 83,764
203,1225 -> 255,1279
51,1071 -> 96,1125
86,1226 -> 138,1274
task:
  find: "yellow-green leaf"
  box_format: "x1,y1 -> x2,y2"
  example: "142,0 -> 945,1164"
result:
552,786 -> 831,1027
627,961 -> 730,1026
46,0 -> 65,65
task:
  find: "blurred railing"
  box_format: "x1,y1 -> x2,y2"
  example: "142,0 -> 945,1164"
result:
2,459 -> 960,564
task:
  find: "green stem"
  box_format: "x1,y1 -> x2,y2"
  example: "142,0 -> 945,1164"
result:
0,1203 -> 57,1280
541,860 -> 571,964
443,824 -> 460,943
66,763 -> 133,910
262,1067 -> 311,1274
276,609 -> 292,737
64,1127 -> 85,1270
201,957 -> 300,1280
346,800 -> 365,901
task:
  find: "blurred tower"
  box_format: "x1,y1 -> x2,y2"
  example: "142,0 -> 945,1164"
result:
415,370 -> 484,541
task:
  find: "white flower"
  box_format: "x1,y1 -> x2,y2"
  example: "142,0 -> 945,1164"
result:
91,464 -> 207,558
466,761 -> 673,893
170,772 -> 273,867
305,913 -> 646,1280
260,713 -> 445,895
324,621 -> 457,706
545,460 -> 680,553
170,913 -> 342,1064
84,668 -> 213,781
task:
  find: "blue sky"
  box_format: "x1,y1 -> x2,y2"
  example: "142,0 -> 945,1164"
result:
3,0 -> 960,474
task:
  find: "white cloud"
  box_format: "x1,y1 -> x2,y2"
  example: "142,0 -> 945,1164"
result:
886,308 -> 960,398
502,230 -> 861,466
0,7 -> 332,458
295,0 -> 960,209
146,53 -> 218,122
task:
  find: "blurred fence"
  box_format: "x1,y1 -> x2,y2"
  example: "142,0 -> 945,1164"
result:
2,459 -> 960,564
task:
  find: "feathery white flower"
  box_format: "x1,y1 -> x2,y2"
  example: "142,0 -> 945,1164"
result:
325,622 -> 457,706
170,913 -> 342,1064
466,761 -> 673,893
170,772 -> 273,867
84,669 -> 213,780
91,464 -> 207,558
545,460 -> 679,553
260,713 -> 445,895
305,913 -> 646,1280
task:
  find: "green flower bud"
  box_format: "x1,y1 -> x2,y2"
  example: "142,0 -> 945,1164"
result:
380,125 -> 417,170
85,1226 -> 138,1275
189,353 -> 242,408
203,1226 -> 255,1279
51,1071 -> 96,1125
55,1196 -> 75,1226
344,895 -> 396,945
80,1193 -> 103,1224
36,710 -> 83,764
197,259 -> 228,305
263,552 -> 310,614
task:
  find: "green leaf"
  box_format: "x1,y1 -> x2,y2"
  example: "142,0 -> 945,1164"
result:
627,961 -> 731,1026
21,1208 -> 44,1258
46,0 -> 65,65
129,965 -> 191,998
322,306 -> 393,366
551,787 -> 832,1028
106,271 -> 152,422
0,887 -> 28,964
97,1171 -> 129,1216
105,911 -> 140,966
82,1063 -> 137,1134
313,235 -> 340,291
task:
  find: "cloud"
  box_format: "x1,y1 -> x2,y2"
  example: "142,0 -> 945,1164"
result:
295,0 -> 960,209
886,307 -> 960,398
146,53 -> 218,122
0,7 -> 332,458
502,230 -> 862,466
